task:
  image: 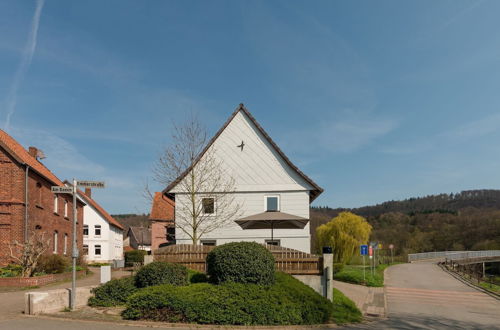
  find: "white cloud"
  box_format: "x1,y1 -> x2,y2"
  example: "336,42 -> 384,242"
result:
3,0 -> 44,131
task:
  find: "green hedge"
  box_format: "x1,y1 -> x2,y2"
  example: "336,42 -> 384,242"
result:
206,242 -> 275,285
124,250 -> 147,267
135,262 -> 188,288
122,272 -> 337,325
88,277 -> 138,307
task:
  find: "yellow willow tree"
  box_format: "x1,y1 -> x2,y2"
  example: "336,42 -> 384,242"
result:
316,212 -> 372,264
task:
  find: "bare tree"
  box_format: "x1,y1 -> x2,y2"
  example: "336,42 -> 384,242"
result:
153,114 -> 241,244
9,230 -> 51,277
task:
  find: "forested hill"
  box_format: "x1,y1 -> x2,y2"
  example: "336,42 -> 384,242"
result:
312,189 -> 500,218
310,189 -> 500,255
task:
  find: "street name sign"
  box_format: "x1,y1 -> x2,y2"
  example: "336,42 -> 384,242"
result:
51,186 -> 73,194
360,245 -> 368,256
77,180 -> 105,188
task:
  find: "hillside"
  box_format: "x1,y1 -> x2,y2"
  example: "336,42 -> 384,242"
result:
310,189 -> 500,255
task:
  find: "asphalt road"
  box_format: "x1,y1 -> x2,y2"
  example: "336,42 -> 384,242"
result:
345,263 -> 500,329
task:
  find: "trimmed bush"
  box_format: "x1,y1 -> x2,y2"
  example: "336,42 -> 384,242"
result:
135,262 -> 188,288
125,250 -> 147,267
36,254 -> 69,274
88,277 -> 137,307
206,242 -> 275,285
188,269 -> 208,283
122,272 -> 341,325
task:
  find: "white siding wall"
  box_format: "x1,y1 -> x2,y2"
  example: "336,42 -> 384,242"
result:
83,202 -> 123,262
175,191 -> 311,253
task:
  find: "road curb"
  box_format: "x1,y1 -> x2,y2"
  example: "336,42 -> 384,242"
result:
438,263 -> 500,301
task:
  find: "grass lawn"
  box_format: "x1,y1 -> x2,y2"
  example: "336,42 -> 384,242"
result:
479,281 -> 500,293
334,263 -> 399,287
333,288 -> 362,324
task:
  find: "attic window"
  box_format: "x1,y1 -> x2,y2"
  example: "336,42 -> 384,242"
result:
266,196 -> 279,212
202,198 -> 215,215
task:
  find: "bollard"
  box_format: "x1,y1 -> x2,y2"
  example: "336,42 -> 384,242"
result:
322,247 -> 333,302
100,265 -> 111,284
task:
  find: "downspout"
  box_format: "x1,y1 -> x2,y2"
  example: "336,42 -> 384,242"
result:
24,165 -> 30,242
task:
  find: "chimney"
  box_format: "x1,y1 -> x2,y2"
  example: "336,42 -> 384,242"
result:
85,188 -> 92,199
28,147 -> 38,158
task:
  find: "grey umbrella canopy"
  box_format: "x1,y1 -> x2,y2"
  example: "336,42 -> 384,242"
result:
235,211 -> 309,241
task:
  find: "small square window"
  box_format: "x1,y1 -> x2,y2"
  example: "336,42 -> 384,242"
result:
266,196 -> 279,212
202,198 -> 215,215
95,245 -> 101,256
95,225 -> 101,236
265,239 -> 280,246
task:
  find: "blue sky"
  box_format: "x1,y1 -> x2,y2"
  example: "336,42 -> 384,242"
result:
1,0 -> 500,214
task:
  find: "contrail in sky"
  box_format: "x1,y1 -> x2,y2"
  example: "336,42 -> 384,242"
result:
3,0 -> 45,132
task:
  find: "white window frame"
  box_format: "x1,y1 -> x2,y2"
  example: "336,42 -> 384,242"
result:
264,195 -> 280,212
94,244 -> 101,257
201,197 -> 216,216
63,234 -> 68,255
201,239 -> 217,246
53,195 -> 58,213
53,231 -> 58,254
265,239 -> 281,246
83,225 -> 89,237
64,200 -> 68,217
94,225 -> 101,237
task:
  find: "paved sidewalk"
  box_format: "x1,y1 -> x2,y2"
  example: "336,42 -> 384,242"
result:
0,267 -> 130,320
334,280 -> 386,317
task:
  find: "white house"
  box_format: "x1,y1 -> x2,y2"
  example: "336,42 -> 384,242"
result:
163,104 -> 323,253
79,188 -> 124,263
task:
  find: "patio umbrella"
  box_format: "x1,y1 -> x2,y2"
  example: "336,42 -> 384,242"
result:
235,211 -> 309,242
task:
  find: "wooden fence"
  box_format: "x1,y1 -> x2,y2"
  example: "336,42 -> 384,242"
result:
154,244 -> 323,275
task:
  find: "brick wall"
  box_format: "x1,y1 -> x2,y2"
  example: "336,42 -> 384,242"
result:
0,146 -> 84,266
0,270 -> 86,287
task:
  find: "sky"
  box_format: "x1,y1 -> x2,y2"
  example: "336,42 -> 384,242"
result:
1,0 -> 500,214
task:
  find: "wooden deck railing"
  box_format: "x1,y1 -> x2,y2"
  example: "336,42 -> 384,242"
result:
154,244 -> 323,275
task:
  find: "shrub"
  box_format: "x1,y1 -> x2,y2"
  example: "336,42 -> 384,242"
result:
36,254 -> 69,274
135,262 -> 188,288
125,250 -> 147,267
88,277 -> 137,307
188,269 -> 208,283
122,272 -> 341,325
206,242 -> 275,285
0,264 -> 22,278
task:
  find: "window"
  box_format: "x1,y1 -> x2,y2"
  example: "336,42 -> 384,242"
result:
83,244 -> 88,255
63,234 -> 68,255
53,195 -> 58,213
53,231 -> 58,253
95,225 -> 101,236
64,201 -> 68,217
265,239 -> 280,246
94,245 -> 101,256
83,225 -> 89,236
201,240 -> 216,246
265,196 -> 279,212
166,227 -> 175,242
202,198 -> 215,215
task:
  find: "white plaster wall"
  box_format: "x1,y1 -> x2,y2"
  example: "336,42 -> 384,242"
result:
83,202 -> 123,262
175,191 -> 311,253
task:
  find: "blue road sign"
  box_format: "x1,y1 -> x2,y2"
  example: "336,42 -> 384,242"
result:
360,245 -> 368,256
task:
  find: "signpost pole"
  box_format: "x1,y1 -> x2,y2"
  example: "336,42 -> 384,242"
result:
71,178 -> 77,310
363,255 -> 365,283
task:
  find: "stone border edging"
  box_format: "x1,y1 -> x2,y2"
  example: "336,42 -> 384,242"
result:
438,263 -> 500,301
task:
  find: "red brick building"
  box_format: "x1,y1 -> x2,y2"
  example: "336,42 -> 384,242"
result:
0,130 -> 84,265
149,192 -> 175,251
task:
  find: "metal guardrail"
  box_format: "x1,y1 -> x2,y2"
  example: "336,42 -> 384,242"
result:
408,250 -> 500,262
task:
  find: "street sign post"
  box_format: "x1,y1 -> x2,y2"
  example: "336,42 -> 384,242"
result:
368,245 -> 374,276
52,179 -> 105,310
360,245 -> 368,282
389,244 -> 394,264
51,186 -> 73,194
77,180 -> 105,188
